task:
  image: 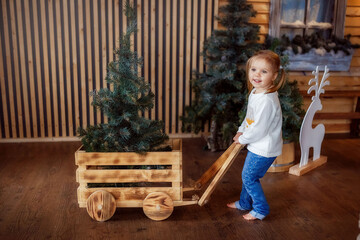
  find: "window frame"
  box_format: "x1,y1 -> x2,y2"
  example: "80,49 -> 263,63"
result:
269,0 -> 347,39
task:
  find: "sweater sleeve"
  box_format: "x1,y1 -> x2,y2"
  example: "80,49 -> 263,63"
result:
238,98 -> 274,145
237,119 -> 246,133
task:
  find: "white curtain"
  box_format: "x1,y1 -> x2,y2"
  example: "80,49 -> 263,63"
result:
281,0 -> 334,24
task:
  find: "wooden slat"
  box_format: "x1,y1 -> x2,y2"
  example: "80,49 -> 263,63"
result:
77,169 -> 181,183
178,0 -> 185,133
108,0 -> 114,63
16,0 -> 32,138
86,0 -> 94,126
101,0 -> 107,123
347,0 -> 360,7
199,0 -> 207,132
247,0 -> 270,2
299,90 -> 360,97
249,13 -> 269,24
70,0 -> 80,133
194,142 -> 236,190
48,0 -> 60,137
32,0 -> 45,137
130,0 -> 134,52
344,27 -> 360,35
0,30 -> 9,138
303,98 -> 355,113
9,1 -> 24,137
206,0 -> 212,38
349,37 -> 360,45
198,144 -> 244,206
78,0 -> 87,129
55,0 -> 66,137
76,151 -> 181,165
158,0 -> 164,122
345,16 -> 360,27
171,0 -> 178,133
185,0 -> 192,108
291,75 -> 360,86
63,0 -> 73,136
346,6 -> 360,16
190,0 -> 198,115
114,0 -> 120,49
199,0 -> 205,73
320,123 -> 350,133
122,0 -> 127,34
213,0 -> 219,29
93,0 -> 101,124
77,187 -> 181,207
40,0 -> 53,137
314,112 -> 360,120
151,0 -> 156,119
289,156 -> 327,176
165,0 -> 171,133
252,2 -> 270,13
144,0 -> 149,119
1,3 -> 14,138
136,0 -> 142,114
24,0 -> 38,137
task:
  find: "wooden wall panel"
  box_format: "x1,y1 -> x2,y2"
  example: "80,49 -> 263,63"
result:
346,1 -> 360,67
1,0 -> 359,140
0,0 -> 217,140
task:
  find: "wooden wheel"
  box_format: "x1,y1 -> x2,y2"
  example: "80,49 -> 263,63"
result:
143,192 -> 174,221
86,190 -> 116,222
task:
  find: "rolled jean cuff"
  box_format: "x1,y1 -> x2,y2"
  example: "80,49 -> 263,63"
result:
249,210 -> 266,220
235,201 -> 250,211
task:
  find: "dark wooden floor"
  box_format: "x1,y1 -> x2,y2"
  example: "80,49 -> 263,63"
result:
0,138 -> 359,240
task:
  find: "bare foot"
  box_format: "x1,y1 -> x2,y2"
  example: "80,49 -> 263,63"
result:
226,202 -> 237,209
243,213 -> 257,221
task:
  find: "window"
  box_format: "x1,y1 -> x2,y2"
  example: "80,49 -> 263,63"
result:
269,0 -> 347,39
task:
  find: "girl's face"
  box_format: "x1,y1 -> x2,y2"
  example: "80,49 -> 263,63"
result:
248,58 -> 278,93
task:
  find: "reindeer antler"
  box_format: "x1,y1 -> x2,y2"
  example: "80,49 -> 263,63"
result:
307,66 -> 330,100
307,66 -> 319,100
317,66 -> 330,97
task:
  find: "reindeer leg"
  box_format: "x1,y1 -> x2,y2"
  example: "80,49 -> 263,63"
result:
313,124 -> 325,160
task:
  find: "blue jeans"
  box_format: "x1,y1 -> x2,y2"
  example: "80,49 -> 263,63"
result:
235,151 -> 276,220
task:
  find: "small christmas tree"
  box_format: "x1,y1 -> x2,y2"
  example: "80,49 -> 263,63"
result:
78,2 -> 169,153
181,0 -> 261,151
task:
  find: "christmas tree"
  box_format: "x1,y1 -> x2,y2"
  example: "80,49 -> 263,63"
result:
181,0 -> 261,151
182,0 -> 305,151
78,2 -> 169,153
264,37 -> 305,143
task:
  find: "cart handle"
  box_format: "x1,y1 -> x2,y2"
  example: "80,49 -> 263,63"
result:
194,142 -> 238,190
198,143 -> 244,206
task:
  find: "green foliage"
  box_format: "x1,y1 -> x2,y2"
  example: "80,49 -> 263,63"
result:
78,2 -> 169,153
278,79 -> 304,142
181,0 -> 261,146
265,36 -> 305,142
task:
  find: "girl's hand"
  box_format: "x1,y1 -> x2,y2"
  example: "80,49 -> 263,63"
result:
233,132 -> 243,144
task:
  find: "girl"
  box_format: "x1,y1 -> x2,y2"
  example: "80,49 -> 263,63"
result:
227,50 -> 285,221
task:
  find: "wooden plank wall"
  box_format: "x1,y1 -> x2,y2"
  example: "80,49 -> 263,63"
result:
346,0 -> 360,68
1,0 -> 359,140
0,0 -> 218,140
291,0 -> 360,134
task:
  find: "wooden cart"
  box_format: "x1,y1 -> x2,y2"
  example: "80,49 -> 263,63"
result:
75,139 -> 244,221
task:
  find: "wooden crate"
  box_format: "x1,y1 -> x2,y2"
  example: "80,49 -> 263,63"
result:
75,139 -> 182,208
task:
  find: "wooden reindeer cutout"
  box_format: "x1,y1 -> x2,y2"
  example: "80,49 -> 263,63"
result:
289,66 -> 329,176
